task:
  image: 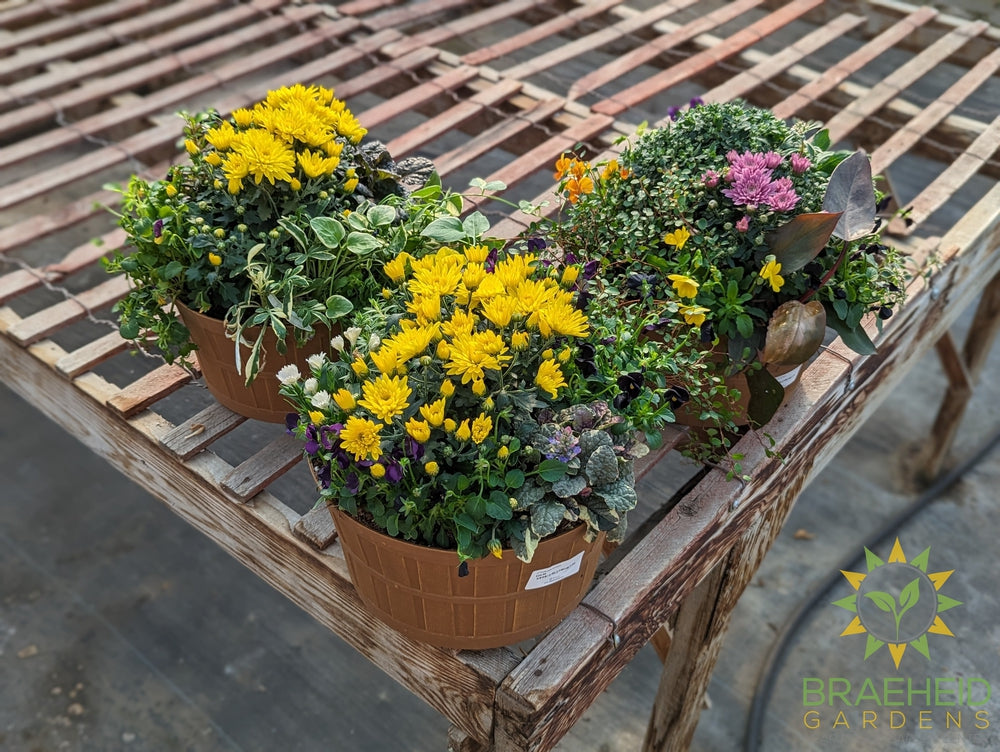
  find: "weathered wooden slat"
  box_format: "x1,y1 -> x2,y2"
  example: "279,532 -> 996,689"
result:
460,0 -> 623,66
0,6 -> 321,139
385,78 -> 523,158
5,275 -> 130,345
568,0 -> 763,100
0,21 -> 349,172
0,324 -> 512,744
336,0 -> 401,16
0,0 -> 90,29
160,402 -> 247,460
357,64 -> 480,129
221,434 -> 305,501
433,96 -> 565,177
332,45 -> 440,101
107,363 -> 195,418
593,0 -> 825,117
380,0 -> 546,58
0,0 -> 156,57
292,504 -> 338,549
360,0 -> 471,32
770,5 -> 939,120
822,19 -> 991,144
899,113 -> 1000,232
503,0 -> 699,82
0,0 -> 291,109
701,13 -> 866,104
870,46 -> 1000,175
54,330 -> 130,379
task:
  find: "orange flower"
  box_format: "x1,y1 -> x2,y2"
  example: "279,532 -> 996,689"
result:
553,154 -> 573,181
566,176 -> 594,204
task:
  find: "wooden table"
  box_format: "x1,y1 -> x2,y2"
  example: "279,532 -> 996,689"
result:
2,1 -> 999,749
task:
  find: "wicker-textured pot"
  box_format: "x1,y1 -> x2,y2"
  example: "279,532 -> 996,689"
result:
176,301 -> 331,423
330,507 -> 605,649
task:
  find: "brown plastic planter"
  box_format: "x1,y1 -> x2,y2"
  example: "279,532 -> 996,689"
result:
330,507 -> 605,650
176,301 -> 331,423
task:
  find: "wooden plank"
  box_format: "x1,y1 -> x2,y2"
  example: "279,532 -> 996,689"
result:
0,185 -> 126,255
0,0 -> 90,29
382,0 -> 546,58
433,96 -> 565,177
55,330 -> 130,379
0,5 -> 321,139
107,363 -> 195,418
160,402 -> 247,460
488,180 -> 1000,752
385,78 -> 523,158
0,21 -> 350,172
592,0 -> 825,117
5,275 -> 130,345
461,0 -> 624,66
221,434 -> 304,501
0,0 -> 156,57
0,326 -> 512,744
293,504 -> 338,550
900,113 -> 1000,232
503,0 -> 699,81
771,6 -> 940,120
361,0 -> 471,31
357,64 -> 480,130
822,19 -> 991,144
0,0 -> 292,108
870,46 -> 1000,175
701,13 -> 866,104
568,0 -> 763,100
333,45 -> 440,101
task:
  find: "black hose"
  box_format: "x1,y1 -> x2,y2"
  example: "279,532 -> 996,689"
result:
744,425 -> 1000,752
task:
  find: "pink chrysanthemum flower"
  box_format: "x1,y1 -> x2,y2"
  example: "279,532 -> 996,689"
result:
765,177 -> 800,212
702,169 -> 720,188
736,215 -> 750,233
721,165 -> 776,210
790,154 -> 811,174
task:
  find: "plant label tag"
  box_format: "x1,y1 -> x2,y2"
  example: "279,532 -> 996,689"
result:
775,365 -> 802,388
525,551 -> 584,590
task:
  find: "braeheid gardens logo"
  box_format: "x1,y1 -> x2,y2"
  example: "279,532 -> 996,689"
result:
833,537 -> 961,669
802,538 -> 992,733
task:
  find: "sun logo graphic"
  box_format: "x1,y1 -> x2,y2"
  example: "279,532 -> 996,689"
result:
833,537 -> 962,670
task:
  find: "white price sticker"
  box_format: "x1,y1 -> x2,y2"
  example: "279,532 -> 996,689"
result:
775,365 -> 802,388
524,551 -> 585,590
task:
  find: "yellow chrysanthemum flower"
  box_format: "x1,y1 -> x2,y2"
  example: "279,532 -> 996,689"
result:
497,445 -> 510,459
443,418 -> 457,432
204,152 -> 222,167
332,388 -> 356,411
424,461 -> 439,476
184,138 -> 199,155
435,339 -> 450,360
493,254 -> 535,292
535,359 -> 567,399
419,397 -> 446,427
370,463 -> 386,479
409,254 -> 464,298
514,279 -> 559,325
232,129 -> 296,185
205,121 -> 236,151
462,263 -> 486,290
441,309 -> 477,338
488,539 -> 503,560
537,301 -> 589,338
668,274 -> 699,299
383,253 -> 411,283
471,413 -> 492,444
561,266 -> 580,286
388,324 -> 438,362
406,294 -> 442,324
208,252 -> 223,267
351,357 -> 369,377
440,379 -> 455,397
222,152 -> 249,195
309,410 -> 324,426
358,373 -> 411,423
340,416 -> 383,461
446,332 -> 506,384
464,244 -> 491,264
480,295 -> 517,328
455,419 -> 472,442
405,417 -> 431,443
510,331 -> 529,350
472,379 -> 486,396
298,149 -> 340,179
369,345 -> 400,375
231,108 -> 254,128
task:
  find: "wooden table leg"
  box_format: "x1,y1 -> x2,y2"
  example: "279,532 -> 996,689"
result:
448,725 -> 489,752
920,271 -> 1000,481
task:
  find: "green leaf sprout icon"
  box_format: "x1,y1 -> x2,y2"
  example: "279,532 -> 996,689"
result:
864,577 -> 921,642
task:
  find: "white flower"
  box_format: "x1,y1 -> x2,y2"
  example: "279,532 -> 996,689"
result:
330,335 -> 345,353
276,364 -> 300,385
345,326 -> 362,348
306,353 -> 326,371
310,390 -> 331,409
368,333 -> 380,349
303,378 -> 318,396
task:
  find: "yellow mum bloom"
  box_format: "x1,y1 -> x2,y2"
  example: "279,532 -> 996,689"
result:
510,331 -> 529,350
406,294 -> 441,324
231,108 -> 254,128
410,254 -> 464,298
537,301 -> 589,338
405,417 -> 431,443
561,266 -> 580,286
383,253 -> 411,283
332,388 -> 356,411
164,183 -> 178,197
535,359 -> 567,399
340,416 -> 383,461
444,418 -> 457,432
462,263 -> 486,290
497,445 -> 510,459
679,304 -> 710,327
514,278 -> 559,325
419,397 -> 446,427
369,345 -> 400,375
470,275 -> 506,306
558,347 -> 572,362
760,257 -> 785,292
441,309 -> 477,338
351,357 -> 369,377
663,226 -> 691,249
493,254 -> 535,292
455,419 -> 472,442
488,539 -> 503,560
440,379 -> 455,397
424,461 -> 439,476
480,295 -> 517,328
233,129 -> 296,185
309,410 -> 324,426
344,177 -> 359,192
207,122 -> 238,151
472,379 -> 486,396
464,244 -> 491,263
222,151 -> 249,194
204,152 -> 222,167
471,413 -> 492,444
542,349 -> 554,360
208,252 -> 223,267
370,463 -> 386,479
358,373 -> 411,423
184,138 -> 199,155
436,339 -> 450,360
667,274 -> 699,299
298,149 -> 340,179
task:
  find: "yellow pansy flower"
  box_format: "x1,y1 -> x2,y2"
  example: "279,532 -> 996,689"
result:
663,226 -> 690,249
